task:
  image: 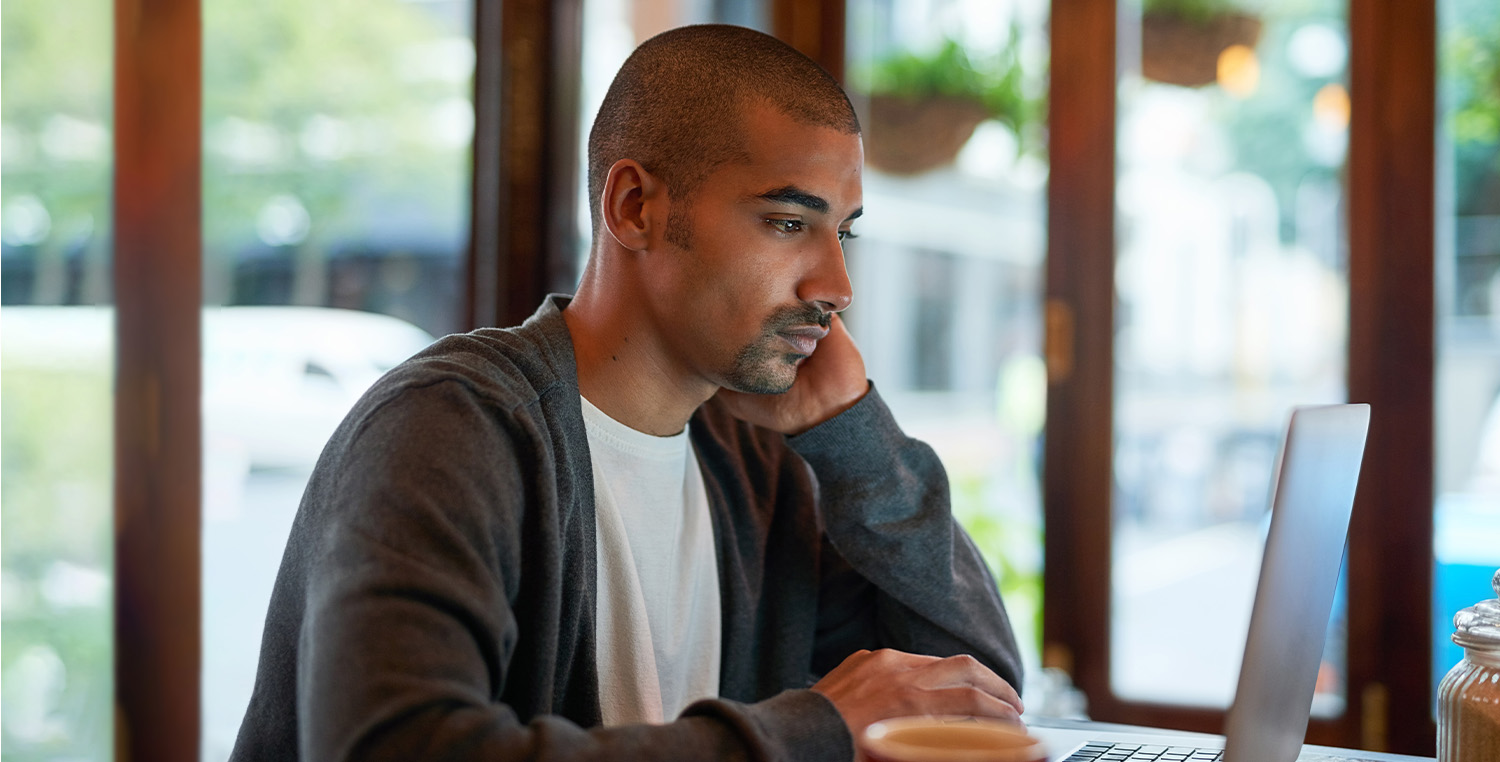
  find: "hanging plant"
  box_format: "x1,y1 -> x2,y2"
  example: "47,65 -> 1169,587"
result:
857,31 -> 1037,176
1141,0 -> 1263,88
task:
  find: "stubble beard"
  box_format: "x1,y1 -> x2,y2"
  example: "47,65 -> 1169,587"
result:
723,303 -> 831,395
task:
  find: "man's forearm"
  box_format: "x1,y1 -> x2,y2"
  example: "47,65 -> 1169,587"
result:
788,383 -> 1024,689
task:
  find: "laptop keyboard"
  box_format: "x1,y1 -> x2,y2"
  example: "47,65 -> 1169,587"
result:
1061,742 -> 1224,762
1060,742 -> 1381,762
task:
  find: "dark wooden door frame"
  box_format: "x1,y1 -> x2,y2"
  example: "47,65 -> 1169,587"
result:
773,0 -> 845,82
1041,0 -> 1116,726
1346,0 -> 1437,753
1041,0 -> 1438,754
114,0 -> 202,758
468,0 -> 585,331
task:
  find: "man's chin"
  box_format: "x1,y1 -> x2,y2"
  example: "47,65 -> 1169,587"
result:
726,378 -> 795,396
724,359 -> 799,395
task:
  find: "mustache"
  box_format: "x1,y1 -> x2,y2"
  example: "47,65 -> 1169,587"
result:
764,303 -> 832,333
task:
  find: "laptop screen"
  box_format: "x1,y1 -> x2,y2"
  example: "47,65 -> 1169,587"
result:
1224,404 -> 1370,761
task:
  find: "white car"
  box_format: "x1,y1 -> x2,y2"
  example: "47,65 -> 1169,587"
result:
4,305 -> 437,470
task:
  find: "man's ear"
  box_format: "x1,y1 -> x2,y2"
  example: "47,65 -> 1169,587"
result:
601,159 -> 666,251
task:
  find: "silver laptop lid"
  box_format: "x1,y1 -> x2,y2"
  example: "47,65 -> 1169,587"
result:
1224,403 -> 1370,762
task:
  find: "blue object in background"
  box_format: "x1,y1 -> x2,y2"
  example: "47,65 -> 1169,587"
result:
1432,494 -> 1500,700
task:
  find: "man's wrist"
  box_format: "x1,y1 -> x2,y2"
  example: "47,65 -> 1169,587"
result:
789,380 -> 871,436
681,690 -> 854,762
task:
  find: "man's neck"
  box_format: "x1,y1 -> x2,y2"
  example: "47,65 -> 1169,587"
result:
562,287 -> 715,437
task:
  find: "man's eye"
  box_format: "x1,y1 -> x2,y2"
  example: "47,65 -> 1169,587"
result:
768,219 -> 804,234
837,230 -> 859,243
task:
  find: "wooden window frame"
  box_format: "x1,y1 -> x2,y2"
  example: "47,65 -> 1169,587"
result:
114,0 -> 203,757
1041,1 -> 1438,754
467,0 -> 584,331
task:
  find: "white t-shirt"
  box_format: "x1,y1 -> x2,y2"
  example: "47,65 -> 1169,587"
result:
581,395 -> 722,726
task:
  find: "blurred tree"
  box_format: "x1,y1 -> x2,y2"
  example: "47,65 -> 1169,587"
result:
0,0 -> 113,306
1446,2 -> 1500,211
1213,3 -> 1345,247
202,0 -> 471,308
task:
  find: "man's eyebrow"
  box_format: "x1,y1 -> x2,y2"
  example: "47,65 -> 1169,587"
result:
754,186 -> 862,222
754,186 -> 829,214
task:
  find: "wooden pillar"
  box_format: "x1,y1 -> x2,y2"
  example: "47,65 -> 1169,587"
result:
468,0 -> 584,331
113,0 -> 201,758
1346,0 -> 1437,754
1042,0 -> 1116,716
772,0 -> 845,82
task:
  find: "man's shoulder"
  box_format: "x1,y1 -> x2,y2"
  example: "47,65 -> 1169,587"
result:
315,307 -> 583,465
392,328 -> 562,409
377,297 -> 579,416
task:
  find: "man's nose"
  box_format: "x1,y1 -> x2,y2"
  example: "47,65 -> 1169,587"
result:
797,233 -> 853,314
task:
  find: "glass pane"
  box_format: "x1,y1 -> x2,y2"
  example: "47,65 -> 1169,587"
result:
845,0 -> 1050,697
1111,0 -> 1350,714
1434,0 -> 1500,697
575,0 -> 771,273
200,1 -> 471,758
1,0 -> 115,758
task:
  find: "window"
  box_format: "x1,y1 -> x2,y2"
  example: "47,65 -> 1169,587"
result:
845,0 -> 1051,686
1,1 -> 115,758
199,1 -> 473,757
1433,0 -> 1500,698
1110,0 -> 1350,712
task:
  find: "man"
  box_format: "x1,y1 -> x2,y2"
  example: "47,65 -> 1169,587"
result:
232,24 -> 1023,762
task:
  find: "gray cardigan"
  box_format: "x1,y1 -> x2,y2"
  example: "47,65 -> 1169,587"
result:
230,296 -> 1022,762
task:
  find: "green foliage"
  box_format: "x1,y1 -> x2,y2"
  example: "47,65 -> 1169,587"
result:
1203,9 -> 1344,244
2,0 -> 471,304
0,0 -> 111,128
1444,2 -> 1500,208
862,33 -> 1035,137
949,470 -> 1044,661
2,363 -> 114,760
1142,0 -> 1245,23
1,0 -> 114,303
1449,22 -> 1500,148
0,368 -> 113,571
206,0 -> 432,125
200,0 -> 469,269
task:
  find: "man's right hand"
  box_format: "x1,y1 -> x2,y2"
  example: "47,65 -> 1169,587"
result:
810,649 -> 1024,741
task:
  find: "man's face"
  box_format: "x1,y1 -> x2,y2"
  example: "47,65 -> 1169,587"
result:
643,101 -> 864,395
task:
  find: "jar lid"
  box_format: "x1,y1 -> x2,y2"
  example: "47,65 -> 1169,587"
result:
1452,568 -> 1500,651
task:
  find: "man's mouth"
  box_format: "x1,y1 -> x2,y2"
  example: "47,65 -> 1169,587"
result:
776,325 -> 829,356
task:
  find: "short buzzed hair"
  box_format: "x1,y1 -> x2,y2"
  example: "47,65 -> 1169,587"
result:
587,24 -> 860,243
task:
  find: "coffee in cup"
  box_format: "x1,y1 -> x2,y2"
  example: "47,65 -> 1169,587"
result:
859,715 -> 1047,762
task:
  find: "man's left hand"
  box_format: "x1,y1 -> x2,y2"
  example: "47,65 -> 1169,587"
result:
715,313 -> 869,436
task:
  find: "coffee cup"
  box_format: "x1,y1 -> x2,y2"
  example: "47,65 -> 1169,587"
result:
858,715 -> 1047,762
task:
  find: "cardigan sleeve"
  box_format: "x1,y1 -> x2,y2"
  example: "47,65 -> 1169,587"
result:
269,379 -> 853,762
787,384 -> 1025,692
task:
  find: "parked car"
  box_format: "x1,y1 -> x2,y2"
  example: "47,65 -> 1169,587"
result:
4,305 -> 437,470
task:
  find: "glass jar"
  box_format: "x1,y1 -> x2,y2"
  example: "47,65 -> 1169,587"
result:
1438,567 -> 1500,762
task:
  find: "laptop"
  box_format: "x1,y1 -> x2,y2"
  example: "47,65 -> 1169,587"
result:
1030,404 -> 1426,762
